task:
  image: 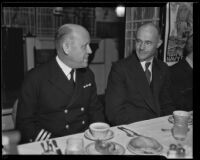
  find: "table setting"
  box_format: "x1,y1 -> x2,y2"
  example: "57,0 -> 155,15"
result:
16,110 -> 193,158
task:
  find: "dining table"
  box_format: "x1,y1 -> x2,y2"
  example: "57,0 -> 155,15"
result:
17,114 -> 193,158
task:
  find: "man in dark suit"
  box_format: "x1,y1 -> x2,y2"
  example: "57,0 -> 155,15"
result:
16,24 -> 105,144
170,34 -> 193,111
105,23 -> 175,126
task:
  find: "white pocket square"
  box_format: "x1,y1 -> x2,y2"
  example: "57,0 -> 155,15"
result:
83,83 -> 92,88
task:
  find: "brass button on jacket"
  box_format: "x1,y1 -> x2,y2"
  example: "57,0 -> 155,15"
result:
65,124 -> 69,129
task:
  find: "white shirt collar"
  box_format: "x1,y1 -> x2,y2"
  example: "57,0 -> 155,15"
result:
140,58 -> 153,73
56,56 -> 75,80
140,58 -> 153,82
185,56 -> 193,69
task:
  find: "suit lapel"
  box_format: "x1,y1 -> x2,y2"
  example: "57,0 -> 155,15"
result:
48,59 -> 74,96
68,69 -> 85,106
129,54 -> 157,115
151,58 -> 163,115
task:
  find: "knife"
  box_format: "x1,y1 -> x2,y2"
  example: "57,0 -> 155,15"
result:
118,126 -> 142,136
52,140 -> 62,155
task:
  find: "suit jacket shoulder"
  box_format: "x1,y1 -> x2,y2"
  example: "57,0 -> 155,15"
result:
23,59 -> 56,82
111,53 -> 140,73
154,57 -> 169,72
77,67 -> 95,79
170,58 -> 192,74
169,58 -> 193,111
24,59 -> 95,83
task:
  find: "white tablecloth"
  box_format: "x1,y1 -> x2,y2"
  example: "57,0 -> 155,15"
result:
17,115 -> 193,157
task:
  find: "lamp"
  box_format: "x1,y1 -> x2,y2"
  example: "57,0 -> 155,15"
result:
115,5 -> 125,17
53,7 -> 64,16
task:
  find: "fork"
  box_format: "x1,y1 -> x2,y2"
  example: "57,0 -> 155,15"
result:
52,140 -> 62,155
47,140 -> 53,151
40,142 -> 48,153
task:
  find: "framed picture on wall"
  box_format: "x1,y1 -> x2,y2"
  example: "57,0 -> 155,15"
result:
163,2 -> 193,66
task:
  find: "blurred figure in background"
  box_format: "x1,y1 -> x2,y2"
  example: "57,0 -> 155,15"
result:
2,131 -> 20,154
16,24 -> 105,144
170,34 -> 193,111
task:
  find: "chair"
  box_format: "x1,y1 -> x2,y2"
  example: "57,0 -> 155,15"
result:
12,99 -> 18,129
2,108 -> 14,131
2,99 -> 18,131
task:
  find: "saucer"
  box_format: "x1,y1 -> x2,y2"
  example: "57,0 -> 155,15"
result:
85,142 -> 125,155
84,129 -> 114,141
168,115 -> 193,125
127,136 -> 163,155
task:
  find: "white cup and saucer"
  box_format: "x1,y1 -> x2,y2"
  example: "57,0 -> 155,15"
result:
84,122 -> 114,141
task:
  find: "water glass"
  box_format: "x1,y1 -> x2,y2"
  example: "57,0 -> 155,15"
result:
65,137 -> 84,155
172,111 -> 190,141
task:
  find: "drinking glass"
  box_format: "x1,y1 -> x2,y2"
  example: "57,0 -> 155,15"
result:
65,137 -> 85,155
172,111 -> 190,141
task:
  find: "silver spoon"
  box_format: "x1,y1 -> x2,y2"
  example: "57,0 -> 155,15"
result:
161,128 -> 172,132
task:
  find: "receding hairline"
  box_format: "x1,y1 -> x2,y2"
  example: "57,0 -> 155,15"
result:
56,24 -> 88,39
55,24 -> 90,51
59,24 -> 86,31
137,23 -> 161,38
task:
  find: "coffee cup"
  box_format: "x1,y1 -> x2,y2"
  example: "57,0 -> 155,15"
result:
89,122 -> 110,139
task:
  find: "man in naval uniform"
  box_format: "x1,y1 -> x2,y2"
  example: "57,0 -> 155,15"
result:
16,24 -> 105,144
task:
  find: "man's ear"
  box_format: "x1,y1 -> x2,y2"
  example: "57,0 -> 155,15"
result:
157,39 -> 163,48
62,42 -> 69,55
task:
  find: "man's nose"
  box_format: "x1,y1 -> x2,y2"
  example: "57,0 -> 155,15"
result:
139,42 -> 145,50
87,45 -> 92,54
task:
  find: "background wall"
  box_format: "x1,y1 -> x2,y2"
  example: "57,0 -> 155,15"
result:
1,7 -> 124,110
125,7 -> 161,57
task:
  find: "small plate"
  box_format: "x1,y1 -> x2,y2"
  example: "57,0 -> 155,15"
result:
85,142 -> 125,155
127,137 -> 163,155
84,129 -> 114,141
168,115 -> 193,125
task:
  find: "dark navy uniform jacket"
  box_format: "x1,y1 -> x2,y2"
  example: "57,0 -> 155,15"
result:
16,58 -> 105,143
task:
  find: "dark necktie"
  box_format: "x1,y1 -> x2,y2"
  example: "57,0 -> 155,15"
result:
69,69 -> 75,87
145,62 -> 151,84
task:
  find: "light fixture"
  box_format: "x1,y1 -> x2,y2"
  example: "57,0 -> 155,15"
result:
53,7 -> 64,16
115,5 -> 125,17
